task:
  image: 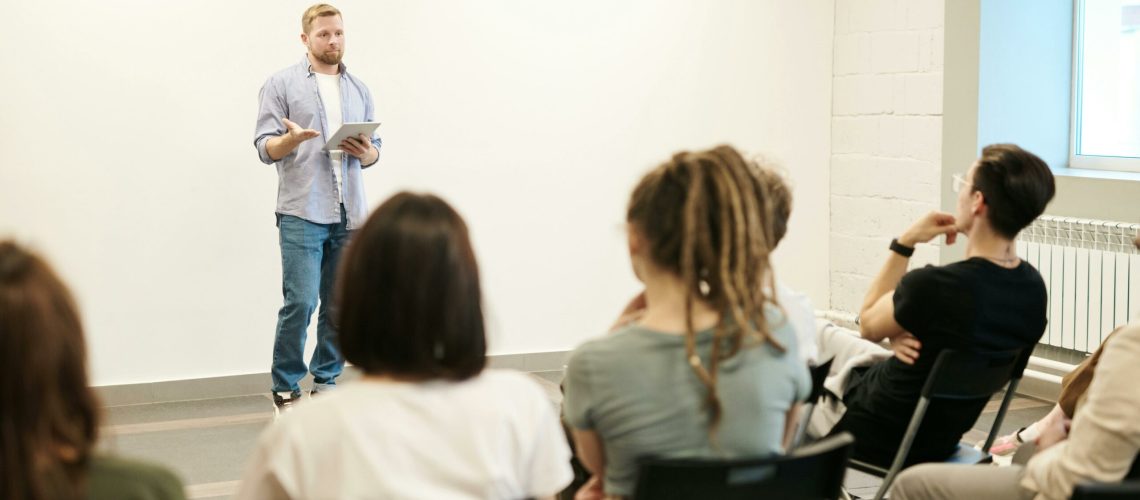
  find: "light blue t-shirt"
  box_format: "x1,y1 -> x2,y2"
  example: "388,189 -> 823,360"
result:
562,307 -> 810,496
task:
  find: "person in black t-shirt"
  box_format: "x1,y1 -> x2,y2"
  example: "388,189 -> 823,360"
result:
807,144 -> 1056,467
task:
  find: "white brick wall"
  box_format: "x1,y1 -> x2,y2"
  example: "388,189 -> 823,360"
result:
829,0 -> 946,313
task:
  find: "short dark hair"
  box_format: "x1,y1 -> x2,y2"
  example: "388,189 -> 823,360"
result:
335,192 -> 486,380
972,144 -> 1056,239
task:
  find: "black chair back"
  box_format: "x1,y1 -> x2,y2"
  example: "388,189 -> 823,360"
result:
632,432 -> 854,500
925,347 -> 1032,454
921,348 -> 1029,400
848,347 -> 1032,500
1072,480 -> 1140,499
1069,454 -> 1140,499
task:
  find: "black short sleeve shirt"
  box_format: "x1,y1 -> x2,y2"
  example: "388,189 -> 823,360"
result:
837,258 -> 1048,466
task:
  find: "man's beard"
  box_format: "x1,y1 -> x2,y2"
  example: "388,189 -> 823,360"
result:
315,49 -> 343,66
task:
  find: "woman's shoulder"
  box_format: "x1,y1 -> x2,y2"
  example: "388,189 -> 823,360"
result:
89,454 -> 185,500
566,326 -> 682,378
478,368 -> 547,388
469,370 -> 562,424
1107,319 -> 1140,354
761,304 -> 800,348
578,324 -> 673,354
472,369 -> 556,402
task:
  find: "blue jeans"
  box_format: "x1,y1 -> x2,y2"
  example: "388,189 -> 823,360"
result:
271,207 -> 351,393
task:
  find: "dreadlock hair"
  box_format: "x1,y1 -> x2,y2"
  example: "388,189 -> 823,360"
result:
626,144 -> 784,439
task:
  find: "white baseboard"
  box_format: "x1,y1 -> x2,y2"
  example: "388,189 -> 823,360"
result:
94,325 -> 1069,409
95,351 -> 571,407
1019,357 -> 1070,402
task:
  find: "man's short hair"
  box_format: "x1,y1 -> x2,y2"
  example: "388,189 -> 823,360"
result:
972,144 -> 1056,239
302,4 -> 341,34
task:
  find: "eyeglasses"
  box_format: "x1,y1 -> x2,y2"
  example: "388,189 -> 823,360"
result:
952,173 -> 972,193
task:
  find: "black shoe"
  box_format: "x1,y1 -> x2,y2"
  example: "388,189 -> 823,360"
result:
272,390 -> 303,418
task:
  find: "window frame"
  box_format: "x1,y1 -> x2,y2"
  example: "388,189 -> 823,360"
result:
1069,0 -> 1140,173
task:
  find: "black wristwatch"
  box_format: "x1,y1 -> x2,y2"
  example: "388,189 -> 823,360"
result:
890,238 -> 915,257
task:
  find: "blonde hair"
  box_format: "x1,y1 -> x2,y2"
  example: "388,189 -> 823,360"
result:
301,4 -> 341,34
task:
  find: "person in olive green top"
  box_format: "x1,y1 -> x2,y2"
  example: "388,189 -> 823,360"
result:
0,241 -> 186,500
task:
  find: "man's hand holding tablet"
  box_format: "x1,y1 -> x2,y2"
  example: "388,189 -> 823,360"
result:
322,122 -> 380,151
339,134 -> 372,159
323,121 -> 381,166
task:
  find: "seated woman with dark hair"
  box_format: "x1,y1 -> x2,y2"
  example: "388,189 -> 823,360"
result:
0,241 -> 185,500
237,192 -> 573,500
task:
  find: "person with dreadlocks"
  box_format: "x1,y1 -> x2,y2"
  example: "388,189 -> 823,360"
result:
561,145 -> 811,498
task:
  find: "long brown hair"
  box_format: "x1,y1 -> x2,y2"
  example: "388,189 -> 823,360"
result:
627,145 -> 782,435
0,241 -> 100,500
335,192 -> 487,381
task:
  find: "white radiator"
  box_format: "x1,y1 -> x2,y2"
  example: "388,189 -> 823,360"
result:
1018,216 -> 1140,355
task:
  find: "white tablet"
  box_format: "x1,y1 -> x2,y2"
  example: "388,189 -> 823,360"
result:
323,122 -> 381,151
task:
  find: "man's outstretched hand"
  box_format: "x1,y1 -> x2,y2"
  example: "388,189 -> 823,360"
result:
282,118 -> 320,143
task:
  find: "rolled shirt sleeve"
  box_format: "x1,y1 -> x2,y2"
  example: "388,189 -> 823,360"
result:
361,84 -> 382,165
254,76 -> 288,165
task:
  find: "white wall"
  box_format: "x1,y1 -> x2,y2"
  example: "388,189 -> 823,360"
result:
0,0 -> 834,386
829,0 -> 946,313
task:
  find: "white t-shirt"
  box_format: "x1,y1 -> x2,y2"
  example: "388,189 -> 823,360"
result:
776,281 -> 819,365
236,370 -> 573,500
315,72 -> 344,204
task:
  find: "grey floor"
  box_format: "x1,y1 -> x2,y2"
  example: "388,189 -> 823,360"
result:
96,370 -> 1050,499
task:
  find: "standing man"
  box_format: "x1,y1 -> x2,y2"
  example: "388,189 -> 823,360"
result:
253,4 -> 381,415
